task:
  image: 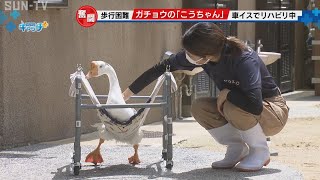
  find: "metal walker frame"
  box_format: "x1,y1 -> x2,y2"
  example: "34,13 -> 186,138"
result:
71,65 -> 174,175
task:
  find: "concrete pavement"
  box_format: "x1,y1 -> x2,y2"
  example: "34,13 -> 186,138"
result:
0,143 -> 302,180
283,91 -> 320,119
1,91 -> 318,179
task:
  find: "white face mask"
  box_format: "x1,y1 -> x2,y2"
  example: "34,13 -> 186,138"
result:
185,52 -> 210,65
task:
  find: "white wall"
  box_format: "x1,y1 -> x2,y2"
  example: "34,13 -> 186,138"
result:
237,0 -> 256,45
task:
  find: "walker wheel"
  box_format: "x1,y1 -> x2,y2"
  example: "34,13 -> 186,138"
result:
74,166 -> 80,175
165,161 -> 173,170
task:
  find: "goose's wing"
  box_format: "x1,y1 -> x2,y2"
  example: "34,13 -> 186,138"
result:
105,95 -> 135,122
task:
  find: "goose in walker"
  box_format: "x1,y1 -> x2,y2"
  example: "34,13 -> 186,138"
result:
83,61 -> 177,166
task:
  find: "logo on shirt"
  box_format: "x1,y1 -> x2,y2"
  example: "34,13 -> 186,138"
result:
224,79 -> 240,86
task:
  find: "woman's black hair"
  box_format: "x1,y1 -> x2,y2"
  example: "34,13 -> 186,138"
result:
182,22 -> 247,57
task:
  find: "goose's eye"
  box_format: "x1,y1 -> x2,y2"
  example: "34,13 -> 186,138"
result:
99,65 -> 103,68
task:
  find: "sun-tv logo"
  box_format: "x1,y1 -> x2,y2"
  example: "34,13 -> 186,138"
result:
4,0 -> 49,11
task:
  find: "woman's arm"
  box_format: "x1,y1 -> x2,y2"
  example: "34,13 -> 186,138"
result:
227,88 -> 263,115
128,58 -> 171,95
122,88 -> 134,101
226,57 -> 263,115
124,50 -> 198,100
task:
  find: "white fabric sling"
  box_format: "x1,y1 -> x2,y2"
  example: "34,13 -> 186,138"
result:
69,71 -> 177,145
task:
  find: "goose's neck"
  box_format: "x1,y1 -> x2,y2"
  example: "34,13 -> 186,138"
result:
103,69 -> 122,95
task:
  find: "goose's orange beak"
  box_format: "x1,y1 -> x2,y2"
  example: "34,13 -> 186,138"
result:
86,62 -> 98,79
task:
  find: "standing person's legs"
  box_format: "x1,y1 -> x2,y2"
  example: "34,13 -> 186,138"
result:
191,97 -> 249,169
223,95 -> 288,171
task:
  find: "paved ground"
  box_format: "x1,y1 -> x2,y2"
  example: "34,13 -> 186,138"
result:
283,91 -> 320,119
0,90 -> 318,180
0,143 -> 302,180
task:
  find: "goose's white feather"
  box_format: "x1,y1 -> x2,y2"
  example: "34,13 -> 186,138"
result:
95,61 -> 135,121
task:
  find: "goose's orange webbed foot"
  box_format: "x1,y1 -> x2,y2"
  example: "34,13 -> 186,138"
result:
85,138 -> 105,165
128,144 -> 140,165
85,148 -> 103,165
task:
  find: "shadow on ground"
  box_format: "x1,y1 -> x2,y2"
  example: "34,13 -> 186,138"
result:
1,144 -> 62,152
0,153 -> 37,159
52,161 -> 281,180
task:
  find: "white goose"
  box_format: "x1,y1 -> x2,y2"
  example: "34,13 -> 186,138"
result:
88,61 -> 135,120
85,61 -> 141,165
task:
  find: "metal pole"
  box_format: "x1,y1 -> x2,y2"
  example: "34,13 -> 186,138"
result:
162,74 -> 168,161
165,72 -> 173,169
81,103 -> 166,109
160,52 -> 173,161
73,75 -> 82,174
81,94 -> 163,100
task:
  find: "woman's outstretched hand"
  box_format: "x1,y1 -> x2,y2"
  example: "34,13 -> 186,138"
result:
122,88 -> 134,101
